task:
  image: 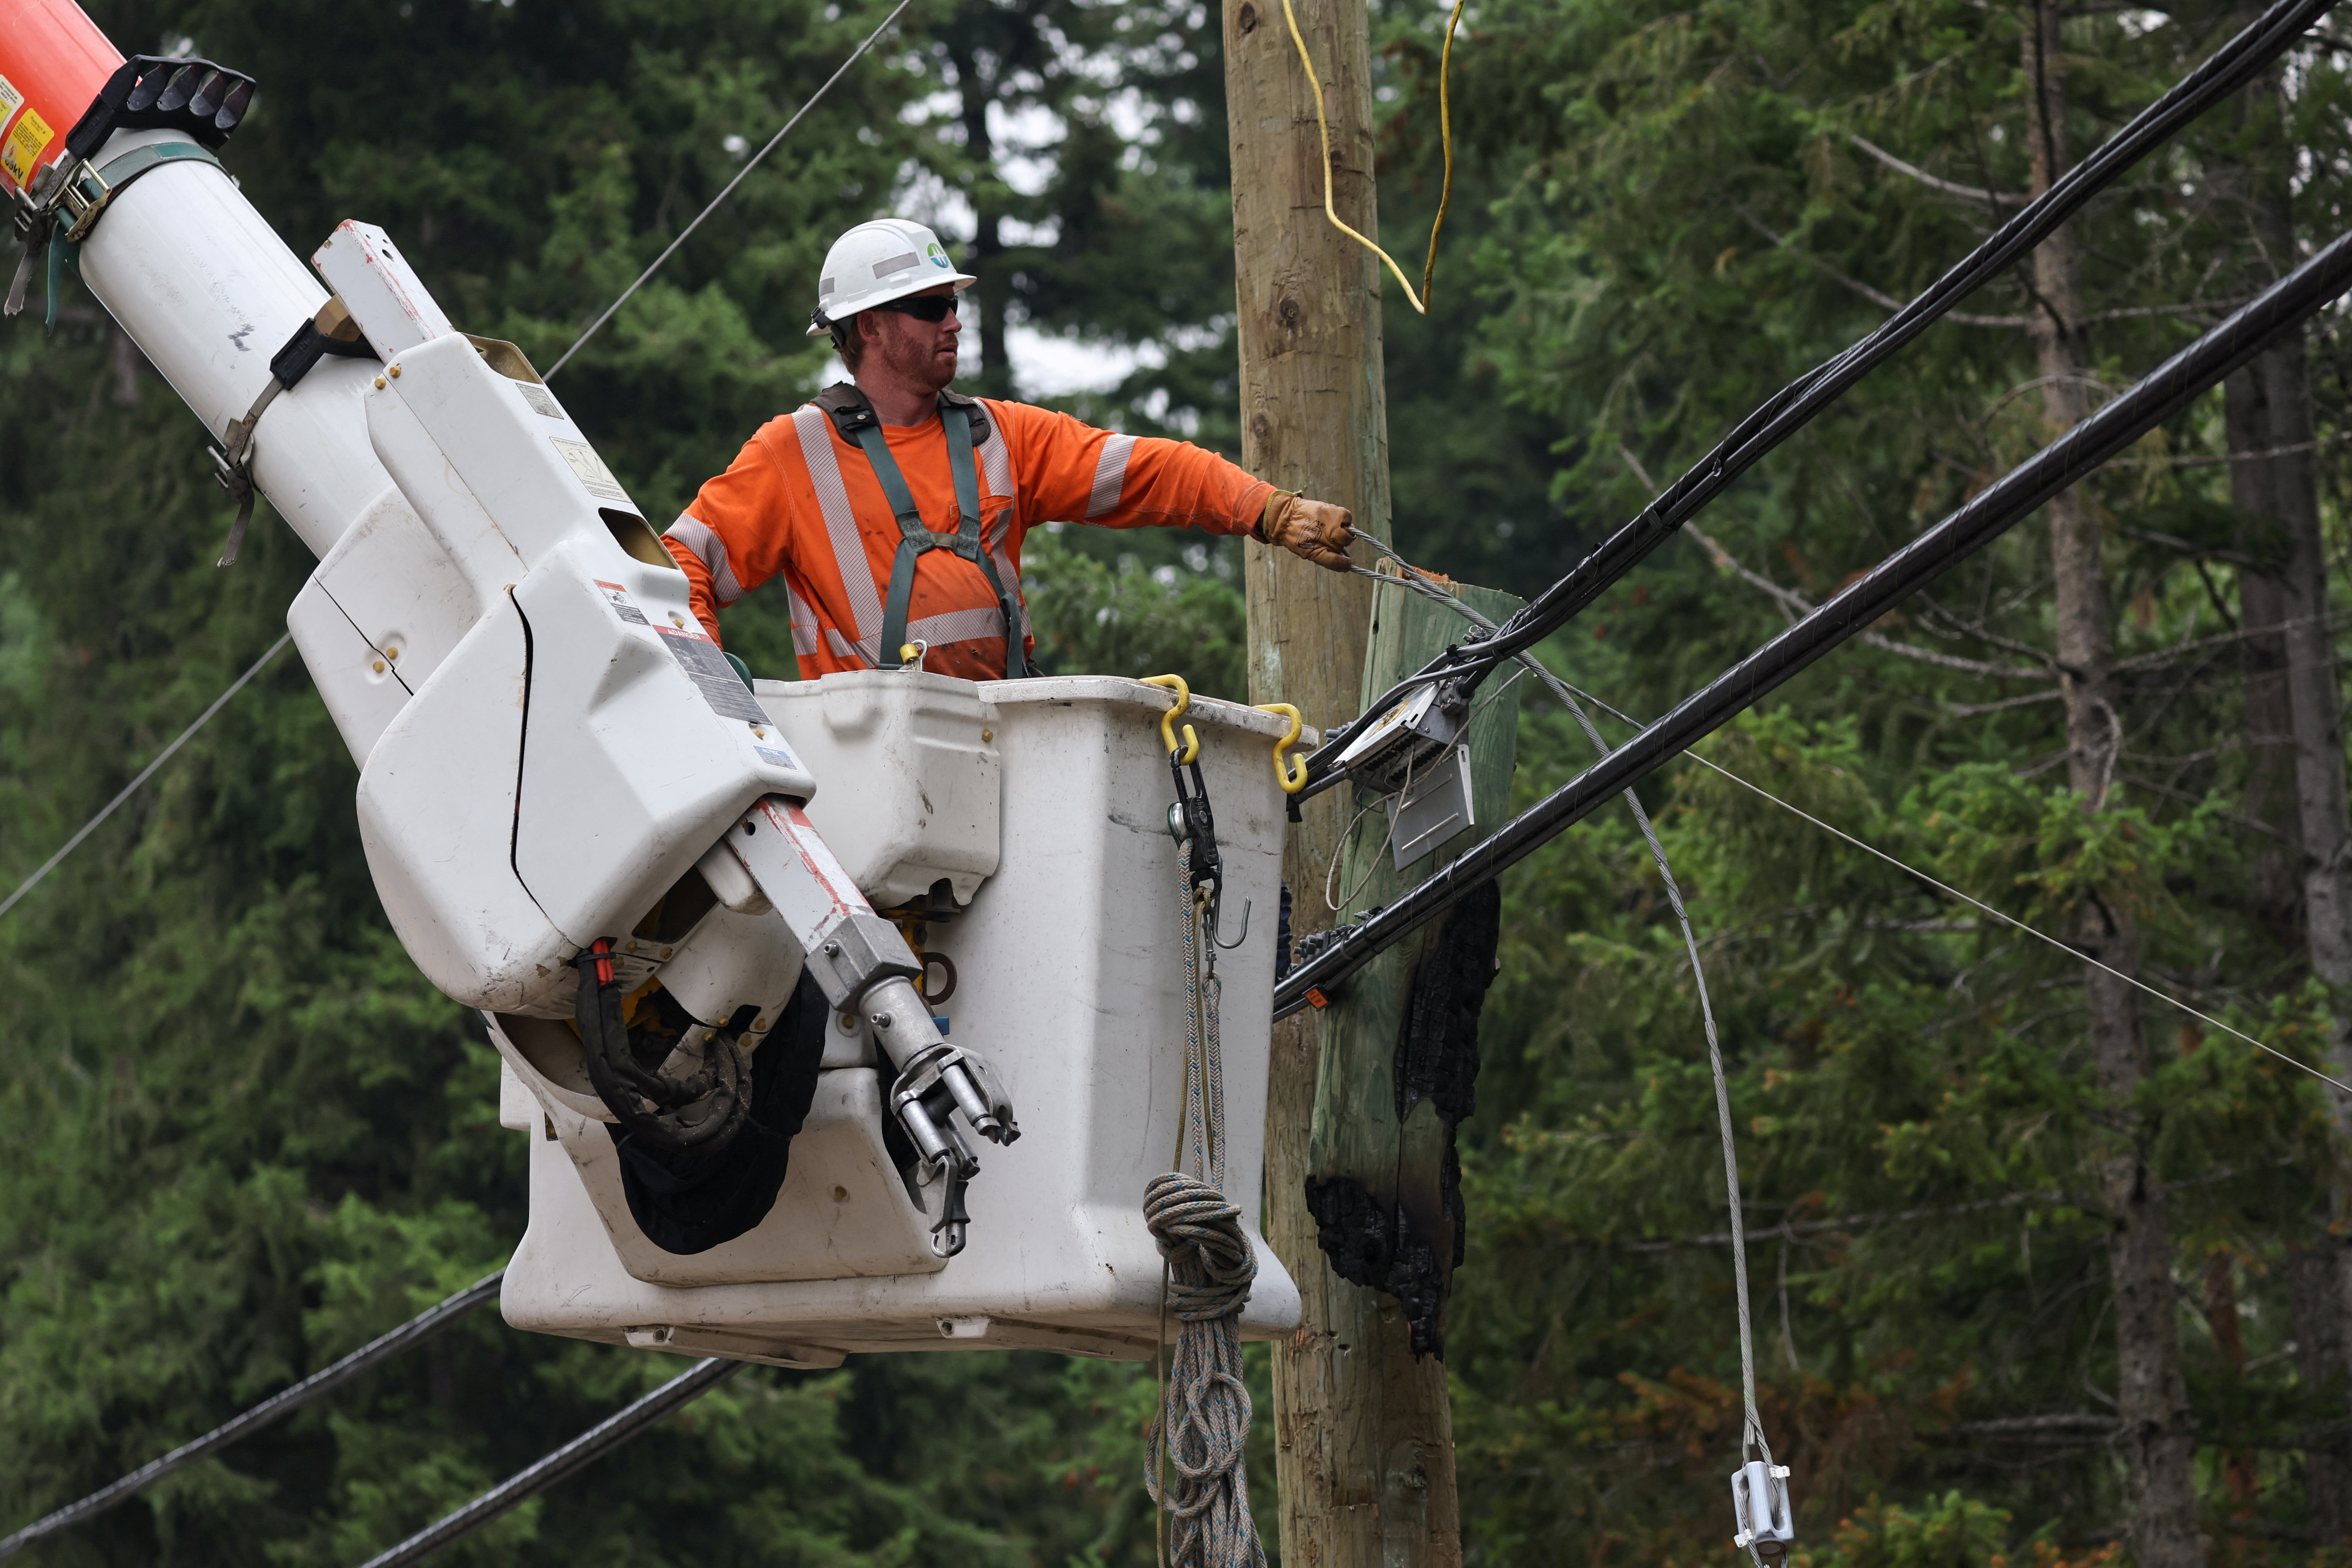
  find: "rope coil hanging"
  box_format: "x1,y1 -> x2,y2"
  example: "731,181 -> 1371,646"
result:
1144,838 -> 1264,1568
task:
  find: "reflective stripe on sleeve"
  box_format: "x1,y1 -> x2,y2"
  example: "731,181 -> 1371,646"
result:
791,407 -> 886,650
664,514 -> 744,605
1084,433 -> 1135,520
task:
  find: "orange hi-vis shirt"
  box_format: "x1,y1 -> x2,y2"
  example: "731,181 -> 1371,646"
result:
662,390 -> 1276,683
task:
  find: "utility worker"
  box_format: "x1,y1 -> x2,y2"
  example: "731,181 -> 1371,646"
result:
661,218 -> 1358,681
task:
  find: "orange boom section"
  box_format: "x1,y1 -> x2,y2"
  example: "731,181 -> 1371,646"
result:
0,0 -> 121,193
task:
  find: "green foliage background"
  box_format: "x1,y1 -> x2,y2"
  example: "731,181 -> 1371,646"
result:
5,0 -> 2352,1563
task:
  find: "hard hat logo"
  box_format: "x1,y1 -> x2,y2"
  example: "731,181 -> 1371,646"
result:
807,218 -> 978,337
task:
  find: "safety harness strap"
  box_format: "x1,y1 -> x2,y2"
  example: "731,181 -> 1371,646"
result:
846,404 -> 1027,679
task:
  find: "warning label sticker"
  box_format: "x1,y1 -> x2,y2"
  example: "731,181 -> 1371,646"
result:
656,624 -> 770,725
0,76 -> 24,123
2,105 -> 53,191
594,579 -> 650,626
519,384 -> 564,420
550,437 -> 630,502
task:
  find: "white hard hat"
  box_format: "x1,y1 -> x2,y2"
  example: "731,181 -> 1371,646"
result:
807,218 -> 977,336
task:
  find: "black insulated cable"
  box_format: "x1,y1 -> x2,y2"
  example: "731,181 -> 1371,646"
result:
1274,223 -> 2352,1019
1299,0 -> 2342,791
0,1272 -> 505,1560
350,1357 -> 746,1568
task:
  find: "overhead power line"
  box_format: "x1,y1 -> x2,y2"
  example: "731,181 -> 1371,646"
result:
352,1358 -> 746,1568
0,1272 -> 504,1560
1275,223 -> 2352,1018
1305,0 -> 2343,780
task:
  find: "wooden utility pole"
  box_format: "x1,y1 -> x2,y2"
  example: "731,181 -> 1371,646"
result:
1223,0 -> 1468,1556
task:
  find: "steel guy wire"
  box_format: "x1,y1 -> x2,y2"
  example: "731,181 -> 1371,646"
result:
352,1357 -> 746,1568
0,1271 -> 504,1560
1553,681 -> 2352,1101
0,1 -> 912,928
0,629 -> 290,925
542,0 -> 914,381
1352,554 -> 1775,1462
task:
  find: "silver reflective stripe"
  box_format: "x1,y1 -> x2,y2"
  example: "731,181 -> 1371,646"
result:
786,584 -> 822,656
975,405 -> 1013,498
790,407 -> 885,650
907,606 -> 1006,647
664,514 -> 744,605
1085,433 -> 1136,520
829,626 -> 880,664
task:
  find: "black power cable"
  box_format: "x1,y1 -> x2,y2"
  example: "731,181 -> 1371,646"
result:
1274,224 -> 2352,1019
351,1357 -> 746,1568
1298,0 -> 2342,792
0,1272 -> 504,1560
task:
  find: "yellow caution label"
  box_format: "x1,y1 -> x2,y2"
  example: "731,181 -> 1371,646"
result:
2,104 -> 54,192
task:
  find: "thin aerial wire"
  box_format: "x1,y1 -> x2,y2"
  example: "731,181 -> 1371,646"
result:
0,630 -> 291,924
0,1272 -> 504,1560
1352,551 -> 1774,1461
1558,683 -> 2352,1100
1,1 -> 913,928
542,0 -> 914,380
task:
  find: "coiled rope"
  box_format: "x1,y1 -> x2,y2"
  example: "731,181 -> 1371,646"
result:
1144,841 -> 1264,1568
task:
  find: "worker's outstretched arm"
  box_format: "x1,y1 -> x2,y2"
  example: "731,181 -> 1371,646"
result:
993,404 -> 1354,571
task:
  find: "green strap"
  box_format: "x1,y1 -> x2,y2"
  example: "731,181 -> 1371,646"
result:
48,142 -> 221,331
850,405 -> 1028,679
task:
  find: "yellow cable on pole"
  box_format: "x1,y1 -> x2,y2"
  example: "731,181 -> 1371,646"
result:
1279,0 -> 1466,317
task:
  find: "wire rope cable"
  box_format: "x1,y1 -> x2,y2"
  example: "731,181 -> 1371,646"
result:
351,1357 -> 745,1568
1353,551 -> 1778,1465
1313,0 -> 2344,763
1560,683 -> 2352,1100
0,629 -> 290,925
1277,0 -> 1464,315
542,0 -> 913,380
0,1271 -> 504,1560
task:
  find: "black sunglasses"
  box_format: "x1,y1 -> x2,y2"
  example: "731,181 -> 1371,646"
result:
869,294 -> 960,323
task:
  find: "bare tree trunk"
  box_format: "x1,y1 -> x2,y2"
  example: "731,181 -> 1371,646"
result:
2218,41 -> 2352,1540
2023,8 -> 2203,1563
948,42 -> 1015,399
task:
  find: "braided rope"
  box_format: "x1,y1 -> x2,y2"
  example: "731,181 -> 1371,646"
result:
1144,840 -> 1265,1568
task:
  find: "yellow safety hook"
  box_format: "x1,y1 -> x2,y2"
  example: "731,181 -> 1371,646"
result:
1256,703 -> 1309,794
1140,674 -> 1200,764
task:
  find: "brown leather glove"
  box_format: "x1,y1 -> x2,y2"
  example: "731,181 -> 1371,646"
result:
1256,492 -> 1355,572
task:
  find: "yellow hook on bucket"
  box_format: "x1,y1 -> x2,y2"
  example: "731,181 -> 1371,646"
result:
1256,703 -> 1309,794
1140,674 -> 1200,764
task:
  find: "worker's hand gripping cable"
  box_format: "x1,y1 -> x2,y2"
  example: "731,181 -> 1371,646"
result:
718,794 -> 1018,1258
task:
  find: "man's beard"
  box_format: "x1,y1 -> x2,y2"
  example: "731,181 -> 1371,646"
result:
874,325 -> 955,394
